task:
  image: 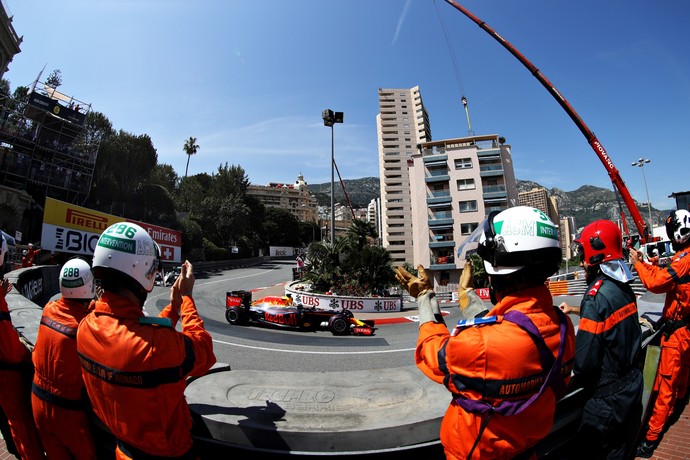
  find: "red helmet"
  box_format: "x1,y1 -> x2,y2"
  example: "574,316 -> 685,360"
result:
575,220 -> 623,265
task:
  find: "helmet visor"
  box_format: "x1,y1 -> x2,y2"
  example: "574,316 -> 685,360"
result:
144,242 -> 163,286
456,216 -> 490,265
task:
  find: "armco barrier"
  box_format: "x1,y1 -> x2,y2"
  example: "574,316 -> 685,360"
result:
285,281 -> 404,313
4,265 -> 60,344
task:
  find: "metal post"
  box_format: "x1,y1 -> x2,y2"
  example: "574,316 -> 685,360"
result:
330,124 -> 335,245
322,109 -> 343,244
632,158 -> 653,233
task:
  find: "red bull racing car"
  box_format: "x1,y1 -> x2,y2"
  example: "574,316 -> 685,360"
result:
225,291 -> 377,336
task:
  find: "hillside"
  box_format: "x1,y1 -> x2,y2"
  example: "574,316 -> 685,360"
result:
517,180 -> 671,231
308,177 -> 380,208
309,177 -> 672,231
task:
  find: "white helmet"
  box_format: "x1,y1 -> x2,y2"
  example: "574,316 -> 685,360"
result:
477,206 -> 561,276
60,258 -> 95,300
93,222 -> 161,292
665,209 -> 690,246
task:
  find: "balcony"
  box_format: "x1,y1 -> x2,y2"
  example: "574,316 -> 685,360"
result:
423,155 -> 448,167
429,240 -> 455,249
426,190 -> 452,205
425,171 -> 450,184
430,254 -> 456,270
428,211 -> 454,227
476,147 -> 501,158
479,164 -> 504,177
482,184 -> 507,200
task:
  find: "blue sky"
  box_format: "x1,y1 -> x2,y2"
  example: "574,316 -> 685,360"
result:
4,0 -> 689,211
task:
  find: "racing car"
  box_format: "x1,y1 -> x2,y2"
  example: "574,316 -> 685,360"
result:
225,291 -> 377,336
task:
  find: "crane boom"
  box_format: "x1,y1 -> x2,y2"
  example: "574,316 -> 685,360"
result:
443,0 -> 649,242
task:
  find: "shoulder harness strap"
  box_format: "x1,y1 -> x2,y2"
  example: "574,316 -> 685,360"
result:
452,307 -> 568,416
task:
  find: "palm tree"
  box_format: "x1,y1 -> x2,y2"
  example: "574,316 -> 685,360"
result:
183,136 -> 199,178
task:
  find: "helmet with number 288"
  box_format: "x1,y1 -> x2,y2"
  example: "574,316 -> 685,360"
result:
93,222 -> 161,292
60,258 -> 94,300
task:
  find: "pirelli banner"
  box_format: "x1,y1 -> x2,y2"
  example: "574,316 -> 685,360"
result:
41,197 -> 182,263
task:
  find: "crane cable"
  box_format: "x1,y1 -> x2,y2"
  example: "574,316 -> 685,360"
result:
433,0 -> 473,133
333,157 -> 356,220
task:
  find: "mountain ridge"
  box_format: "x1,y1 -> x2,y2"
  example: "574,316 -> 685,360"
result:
309,177 -> 673,231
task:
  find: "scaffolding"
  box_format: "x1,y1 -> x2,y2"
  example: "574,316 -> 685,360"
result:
0,79 -> 98,206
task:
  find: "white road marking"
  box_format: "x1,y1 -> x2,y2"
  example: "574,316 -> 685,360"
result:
212,339 -> 415,355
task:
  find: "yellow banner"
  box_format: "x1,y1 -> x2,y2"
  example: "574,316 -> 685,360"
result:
43,197 -> 119,233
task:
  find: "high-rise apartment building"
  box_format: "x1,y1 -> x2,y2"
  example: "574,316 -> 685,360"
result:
367,198 -> 382,244
376,86 -> 431,266
408,134 -> 518,287
559,216 -> 577,260
518,187 -> 559,224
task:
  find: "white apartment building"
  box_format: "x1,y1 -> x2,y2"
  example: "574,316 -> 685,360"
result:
376,86 -> 431,266
247,174 -> 316,222
408,134 -> 518,287
367,198 -> 382,244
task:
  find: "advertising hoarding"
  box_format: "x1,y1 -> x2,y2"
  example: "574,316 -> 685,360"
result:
41,197 -> 182,263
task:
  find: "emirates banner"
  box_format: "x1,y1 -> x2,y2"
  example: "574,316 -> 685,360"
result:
41,197 -> 182,263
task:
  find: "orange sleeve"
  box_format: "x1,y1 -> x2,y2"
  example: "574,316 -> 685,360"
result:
634,259 -> 680,294
0,293 -> 28,364
415,322 -> 453,385
178,296 -> 216,377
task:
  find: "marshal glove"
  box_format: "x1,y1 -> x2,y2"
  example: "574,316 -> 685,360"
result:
395,265 -> 443,327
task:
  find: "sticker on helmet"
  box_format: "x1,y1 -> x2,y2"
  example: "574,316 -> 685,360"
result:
536,222 -> 558,240
494,219 -> 558,239
62,278 -> 85,288
98,235 -> 136,254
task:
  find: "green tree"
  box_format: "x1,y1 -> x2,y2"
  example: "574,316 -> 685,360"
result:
183,136 -> 199,178
176,173 -> 211,214
303,238 -> 348,292
263,207 -> 301,247
301,220 -> 395,296
199,163 -> 251,246
467,253 -> 488,288
148,163 -> 179,195
91,130 -> 158,216
44,69 -> 62,89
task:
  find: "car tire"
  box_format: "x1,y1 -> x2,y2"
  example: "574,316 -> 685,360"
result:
226,307 -> 247,325
329,315 -> 350,335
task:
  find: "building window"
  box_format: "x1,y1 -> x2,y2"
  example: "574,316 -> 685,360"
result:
461,223 -> 479,235
457,178 -> 475,190
454,158 -> 473,170
459,200 -> 478,213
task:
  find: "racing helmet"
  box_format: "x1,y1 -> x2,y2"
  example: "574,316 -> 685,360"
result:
92,222 -> 161,292
574,220 -> 623,265
477,206 -> 561,276
665,209 -> 690,246
60,258 -> 95,300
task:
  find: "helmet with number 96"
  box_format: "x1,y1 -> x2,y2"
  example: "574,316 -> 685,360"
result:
60,258 -> 94,300
93,222 -> 161,292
